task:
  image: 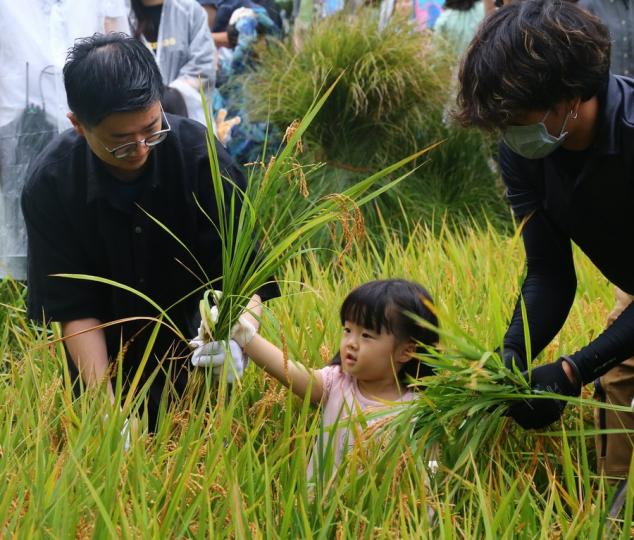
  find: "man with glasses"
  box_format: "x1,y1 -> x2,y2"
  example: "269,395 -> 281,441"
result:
21,33 -> 277,430
457,0 -> 634,487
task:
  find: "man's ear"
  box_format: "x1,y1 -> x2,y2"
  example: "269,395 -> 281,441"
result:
570,97 -> 582,118
67,112 -> 86,137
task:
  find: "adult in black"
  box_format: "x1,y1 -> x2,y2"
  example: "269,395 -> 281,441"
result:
457,0 -> 634,478
22,33 -> 276,429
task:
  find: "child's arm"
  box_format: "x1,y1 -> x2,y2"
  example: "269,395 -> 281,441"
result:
243,333 -> 325,404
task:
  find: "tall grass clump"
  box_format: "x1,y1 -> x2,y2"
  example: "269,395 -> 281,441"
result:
245,12 -> 451,169
241,12 -> 509,231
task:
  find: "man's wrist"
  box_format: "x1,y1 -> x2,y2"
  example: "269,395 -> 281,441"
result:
561,356 -> 581,386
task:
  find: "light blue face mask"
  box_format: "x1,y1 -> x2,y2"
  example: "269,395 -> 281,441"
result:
502,110 -> 571,160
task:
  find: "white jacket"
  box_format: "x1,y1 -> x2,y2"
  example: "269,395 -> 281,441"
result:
131,0 -> 217,125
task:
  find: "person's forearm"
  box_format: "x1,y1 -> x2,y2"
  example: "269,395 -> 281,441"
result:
62,318 -> 114,403
243,334 -> 323,403
504,270 -> 576,367
503,211 -> 577,369
568,301 -> 634,384
212,32 -> 230,48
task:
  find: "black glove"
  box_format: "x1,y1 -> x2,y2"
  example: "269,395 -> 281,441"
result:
509,357 -> 581,430
500,346 -> 527,372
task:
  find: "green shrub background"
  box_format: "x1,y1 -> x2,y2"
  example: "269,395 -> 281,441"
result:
241,12 -> 509,232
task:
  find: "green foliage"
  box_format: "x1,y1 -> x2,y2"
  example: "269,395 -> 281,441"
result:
198,80 -> 434,340
1,224 -> 631,537
245,12 -> 451,169
241,12 -> 509,231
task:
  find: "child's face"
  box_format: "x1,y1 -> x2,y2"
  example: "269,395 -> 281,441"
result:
339,320 -> 412,385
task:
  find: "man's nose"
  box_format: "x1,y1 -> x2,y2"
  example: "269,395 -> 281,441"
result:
132,141 -> 151,156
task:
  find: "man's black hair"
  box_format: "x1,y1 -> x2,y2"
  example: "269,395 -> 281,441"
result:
64,33 -> 164,127
331,279 -> 439,386
456,0 -> 611,130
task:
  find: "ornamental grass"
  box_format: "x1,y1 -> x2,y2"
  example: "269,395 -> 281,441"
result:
240,11 -> 509,232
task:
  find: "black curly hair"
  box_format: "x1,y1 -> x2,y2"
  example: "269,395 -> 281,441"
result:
456,0 -> 610,130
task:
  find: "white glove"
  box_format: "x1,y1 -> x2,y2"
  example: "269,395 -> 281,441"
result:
230,314 -> 257,347
197,289 -> 223,341
103,414 -> 131,452
191,339 -> 246,382
190,338 -> 231,368
190,289 -> 255,382
190,289 -> 223,366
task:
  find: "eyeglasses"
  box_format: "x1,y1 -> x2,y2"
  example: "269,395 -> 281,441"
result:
102,105 -> 171,159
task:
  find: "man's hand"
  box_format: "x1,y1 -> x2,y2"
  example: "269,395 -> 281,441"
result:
190,339 -> 246,382
509,357 -> 582,429
501,346 -> 527,372
191,291 -> 261,382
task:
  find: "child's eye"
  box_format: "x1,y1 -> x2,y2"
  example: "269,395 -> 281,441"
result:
343,327 -> 351,334
361,332 -> 375,339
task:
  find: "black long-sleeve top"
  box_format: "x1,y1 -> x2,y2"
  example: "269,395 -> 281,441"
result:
500,74 -> 634,384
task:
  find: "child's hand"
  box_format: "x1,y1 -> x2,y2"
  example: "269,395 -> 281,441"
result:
231,315 -> 257,347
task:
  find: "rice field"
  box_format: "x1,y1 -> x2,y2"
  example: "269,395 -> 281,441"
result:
1,220 -> 632,538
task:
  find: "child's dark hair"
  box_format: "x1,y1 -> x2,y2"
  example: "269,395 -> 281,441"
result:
331,279 -> 439,386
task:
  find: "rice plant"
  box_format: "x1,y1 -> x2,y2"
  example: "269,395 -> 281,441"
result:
2,220 -> 632,537
197,80 -> 438,341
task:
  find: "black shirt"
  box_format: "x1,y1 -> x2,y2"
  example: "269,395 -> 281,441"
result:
500,74 -> 634,384
139,4 -> 163,45
22,114 -> 277,420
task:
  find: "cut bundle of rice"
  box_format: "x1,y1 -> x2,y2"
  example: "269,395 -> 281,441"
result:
198,83 -> 440,344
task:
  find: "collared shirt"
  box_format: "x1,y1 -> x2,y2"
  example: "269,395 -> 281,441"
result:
500,74 -> 634,382
579,0 -> 634,76
22,114 -> 277,413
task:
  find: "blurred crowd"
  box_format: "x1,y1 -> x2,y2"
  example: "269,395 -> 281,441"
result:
0,0 -> 632,279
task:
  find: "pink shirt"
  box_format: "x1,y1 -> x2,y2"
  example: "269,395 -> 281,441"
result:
307,365 -> 416,477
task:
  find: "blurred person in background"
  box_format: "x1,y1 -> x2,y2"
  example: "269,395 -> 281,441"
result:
435,0 -> 484,56
213,5 -> 280,164
198,0 -> 281,46
198,0 -> 232,46
0,0 -> 128,281
129,0 -> 217,124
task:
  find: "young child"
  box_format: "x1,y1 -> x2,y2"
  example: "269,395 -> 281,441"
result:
228,279 -> 439,473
